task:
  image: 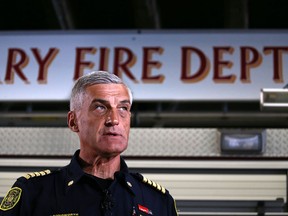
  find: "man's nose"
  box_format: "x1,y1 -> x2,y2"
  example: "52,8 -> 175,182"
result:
105,109 -> 119,126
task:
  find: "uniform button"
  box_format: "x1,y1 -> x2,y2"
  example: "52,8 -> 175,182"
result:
68,180 -> 74,186
127,181 -> 132,187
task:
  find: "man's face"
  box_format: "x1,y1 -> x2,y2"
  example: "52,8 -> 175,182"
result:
69,83 -> 131,157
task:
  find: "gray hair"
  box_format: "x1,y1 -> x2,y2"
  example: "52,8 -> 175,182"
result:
70,71 -> 133,111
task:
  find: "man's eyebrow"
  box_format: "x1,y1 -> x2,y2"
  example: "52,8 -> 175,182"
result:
120,99 -> 131,104
91,99 -> 108,104
90,99 -> 131,105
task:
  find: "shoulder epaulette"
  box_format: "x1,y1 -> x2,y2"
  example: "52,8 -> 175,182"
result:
133,173 -> 167,194
22,169 -> 52,180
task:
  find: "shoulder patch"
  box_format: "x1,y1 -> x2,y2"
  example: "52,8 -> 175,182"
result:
0,187 -> 22,211
134,173 -> 167,194
23,169 -> 51,180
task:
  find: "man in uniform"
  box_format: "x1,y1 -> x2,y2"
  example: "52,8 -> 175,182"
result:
0,71 -> 178,216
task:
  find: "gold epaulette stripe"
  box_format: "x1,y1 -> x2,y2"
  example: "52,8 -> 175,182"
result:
23,169 -> 51,180
142,176 -> 166,194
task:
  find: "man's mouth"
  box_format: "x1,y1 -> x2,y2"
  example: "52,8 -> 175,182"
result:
104,132 -> 120,136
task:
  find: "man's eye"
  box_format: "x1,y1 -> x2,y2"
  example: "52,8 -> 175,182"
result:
95,105 -> 106,110
119,106 -> 129,111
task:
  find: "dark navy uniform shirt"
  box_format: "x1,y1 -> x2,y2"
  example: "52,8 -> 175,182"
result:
0,150 -> 178,216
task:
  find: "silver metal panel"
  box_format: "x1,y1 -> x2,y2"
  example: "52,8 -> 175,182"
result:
0,127 -> 78,156
0,127 -> 288,157
126,128 -> 218,157
260,88 -> 288,111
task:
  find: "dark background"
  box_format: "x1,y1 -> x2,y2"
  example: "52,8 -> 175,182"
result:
1,0 -> 288,30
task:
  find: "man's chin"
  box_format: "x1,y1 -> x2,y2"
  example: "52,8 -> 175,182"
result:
103,144 -> 128,155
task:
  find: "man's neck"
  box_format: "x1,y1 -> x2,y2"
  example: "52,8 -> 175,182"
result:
78,151 -> 121,179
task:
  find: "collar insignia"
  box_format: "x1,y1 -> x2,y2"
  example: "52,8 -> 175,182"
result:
68,180 -> 74,186
127,181 -> 132,187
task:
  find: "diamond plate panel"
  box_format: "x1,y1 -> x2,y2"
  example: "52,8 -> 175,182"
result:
125,128 -> 218,156
0,127 -> 79,156
0,127 -> 288,157
266,129 -> 288,157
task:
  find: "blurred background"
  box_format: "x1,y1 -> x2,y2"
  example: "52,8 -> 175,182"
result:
1,1 -> 288,214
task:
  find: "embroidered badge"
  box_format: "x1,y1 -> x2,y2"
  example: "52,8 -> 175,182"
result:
0,187 -> 22,211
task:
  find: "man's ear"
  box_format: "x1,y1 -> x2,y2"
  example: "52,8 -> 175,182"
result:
67,111 -> 79,132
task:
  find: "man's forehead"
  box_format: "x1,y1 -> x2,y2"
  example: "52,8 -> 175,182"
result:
85,83 -> 130,101
87,83 -> 127,92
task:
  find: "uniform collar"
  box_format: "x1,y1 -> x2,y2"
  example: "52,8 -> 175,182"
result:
65,150 -> 85,191
65,150 -> 135,194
